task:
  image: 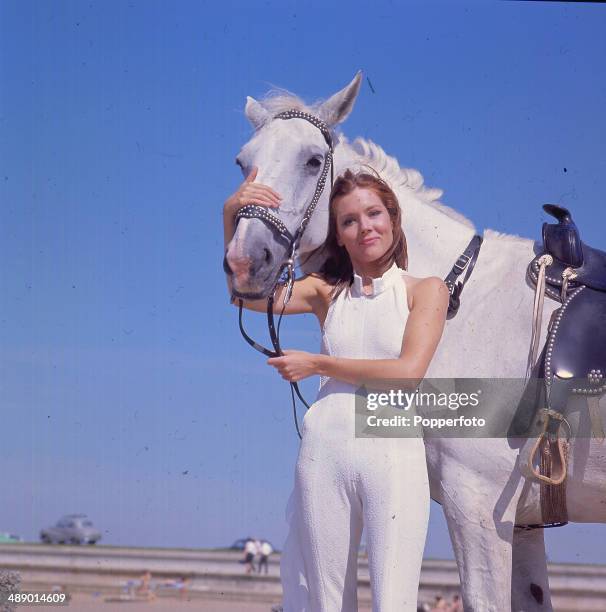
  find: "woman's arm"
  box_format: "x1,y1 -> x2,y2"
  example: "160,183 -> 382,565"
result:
267,277 -> 449,384
223,167 -> 330,318
230,274 -> 330,317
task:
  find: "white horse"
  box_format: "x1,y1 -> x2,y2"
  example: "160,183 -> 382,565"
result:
224,72 -> 606,611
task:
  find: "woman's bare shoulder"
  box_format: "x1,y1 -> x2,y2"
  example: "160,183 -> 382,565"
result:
403,273 -> 446,290
402,273 -> 422,291
402,274 -> 449,308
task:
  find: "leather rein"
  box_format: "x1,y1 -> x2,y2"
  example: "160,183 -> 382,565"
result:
231,109 -> 482,438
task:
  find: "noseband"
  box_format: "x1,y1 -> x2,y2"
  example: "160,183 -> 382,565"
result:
234,110 -> 334,439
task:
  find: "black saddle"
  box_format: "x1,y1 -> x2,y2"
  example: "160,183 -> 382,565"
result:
527,204 -> 606,398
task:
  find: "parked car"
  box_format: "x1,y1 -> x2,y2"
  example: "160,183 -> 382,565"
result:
40,514 -> 101,545
0,532 -> 22,543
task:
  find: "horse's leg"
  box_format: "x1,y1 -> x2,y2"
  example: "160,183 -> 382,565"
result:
511,527 -> 553,612
440,469 -> 518,612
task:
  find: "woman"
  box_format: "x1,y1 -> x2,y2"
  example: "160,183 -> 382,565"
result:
224,167 -> 449,611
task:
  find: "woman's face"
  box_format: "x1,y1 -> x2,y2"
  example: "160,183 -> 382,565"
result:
333,187 -> 394,266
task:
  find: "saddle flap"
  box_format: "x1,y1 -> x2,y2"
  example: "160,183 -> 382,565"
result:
547,287 -> 606,394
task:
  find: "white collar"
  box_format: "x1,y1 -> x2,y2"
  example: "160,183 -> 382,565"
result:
351,262 -> 402,297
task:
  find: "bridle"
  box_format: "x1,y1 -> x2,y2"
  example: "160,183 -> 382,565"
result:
234,110 -> 334,253
233,110 -> 335,439
230,109 -> 483,439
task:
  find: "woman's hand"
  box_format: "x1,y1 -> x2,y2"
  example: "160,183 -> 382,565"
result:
267,350 -> 321,382
224,166 -> 282,217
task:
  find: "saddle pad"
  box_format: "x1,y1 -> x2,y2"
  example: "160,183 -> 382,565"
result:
546,286 -> 606,395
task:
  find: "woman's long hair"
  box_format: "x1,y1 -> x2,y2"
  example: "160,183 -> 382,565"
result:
320,168 -> 408,300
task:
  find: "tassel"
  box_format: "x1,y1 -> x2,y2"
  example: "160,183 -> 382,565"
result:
560,267 -> 577,302
527,254 -> 553,379
529,409 -> 569,486
540,438 -> 569,525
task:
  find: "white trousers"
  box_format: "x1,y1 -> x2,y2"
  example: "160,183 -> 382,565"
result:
281,399 -> 430,612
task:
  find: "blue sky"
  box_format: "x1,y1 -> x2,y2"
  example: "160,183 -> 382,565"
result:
1,0 -> 605,563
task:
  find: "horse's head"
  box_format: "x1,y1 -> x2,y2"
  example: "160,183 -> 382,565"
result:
224,72 -> 362,299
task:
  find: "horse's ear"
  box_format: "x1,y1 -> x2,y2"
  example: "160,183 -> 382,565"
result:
245,96 -> 271,130
318,72 -> 362,127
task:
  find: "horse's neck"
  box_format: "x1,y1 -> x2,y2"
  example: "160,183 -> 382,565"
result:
401,195 -> 477,278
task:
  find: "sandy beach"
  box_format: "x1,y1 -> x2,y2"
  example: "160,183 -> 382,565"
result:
18,593 -> 276,611
17,592 -> 374,611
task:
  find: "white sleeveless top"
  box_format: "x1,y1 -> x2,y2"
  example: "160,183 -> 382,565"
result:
301,261 -> 412,440
317,261 -> 410,396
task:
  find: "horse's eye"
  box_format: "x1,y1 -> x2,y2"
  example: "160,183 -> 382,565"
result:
306,157 -> 322,168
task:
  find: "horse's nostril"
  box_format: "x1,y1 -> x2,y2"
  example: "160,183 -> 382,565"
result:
223,255 -> 233,275
263,248 -> 272,265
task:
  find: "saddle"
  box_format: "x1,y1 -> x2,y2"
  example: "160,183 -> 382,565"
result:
527,205 -> 606,395
521,204 -> 606,527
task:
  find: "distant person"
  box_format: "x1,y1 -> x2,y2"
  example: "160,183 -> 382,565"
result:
177,575 -> 191,600
135,570 -> 155,600
159,575 -> 190,600
449,593 -> 463,611
241,538 -> 258,574
257,540 -> 273,574
431,594 -> 448,611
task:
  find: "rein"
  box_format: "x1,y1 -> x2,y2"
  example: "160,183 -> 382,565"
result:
237,279 -> 311,439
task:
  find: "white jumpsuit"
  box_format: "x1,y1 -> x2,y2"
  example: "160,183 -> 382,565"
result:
280,262 -> 430,612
